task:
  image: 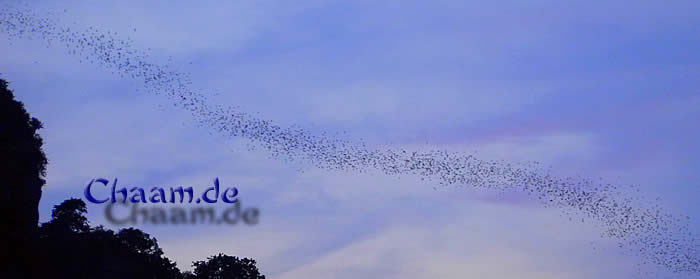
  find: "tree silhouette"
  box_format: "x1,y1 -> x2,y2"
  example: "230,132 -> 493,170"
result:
0,77 -> 266,279
117,228 -> 164,256
37,198 -> 183,278
192,253 -> 266,279
0,77 -> 48,278
40,198 -> 90,234
182,271 -> 196,279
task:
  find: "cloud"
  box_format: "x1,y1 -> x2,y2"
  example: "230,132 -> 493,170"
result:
275,200 -> 638,279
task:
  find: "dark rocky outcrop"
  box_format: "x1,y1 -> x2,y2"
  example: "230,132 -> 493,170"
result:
0,78 -> 48,278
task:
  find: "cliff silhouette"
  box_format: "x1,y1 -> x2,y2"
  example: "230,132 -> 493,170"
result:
0,77 -> 265,279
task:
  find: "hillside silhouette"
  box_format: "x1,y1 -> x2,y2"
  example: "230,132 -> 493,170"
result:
0,78 -> 265,279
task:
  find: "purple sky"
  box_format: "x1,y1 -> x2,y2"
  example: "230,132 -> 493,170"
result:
2,1 -> 699,278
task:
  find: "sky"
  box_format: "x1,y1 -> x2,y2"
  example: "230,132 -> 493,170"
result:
1,0 -> 700,278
